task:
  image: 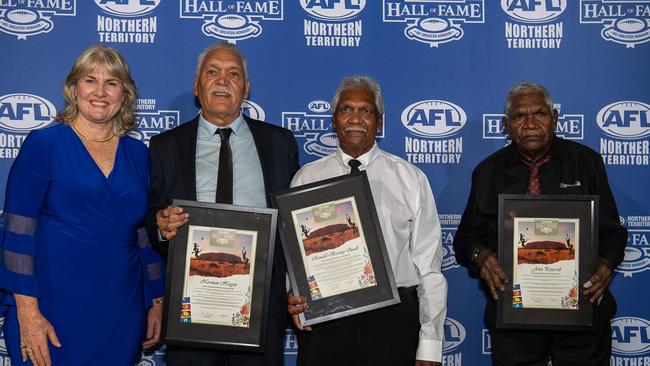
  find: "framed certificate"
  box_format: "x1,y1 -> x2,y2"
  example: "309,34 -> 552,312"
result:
271,171 -> 400,326
162,199 -> 277,351
496,194 -> 598,330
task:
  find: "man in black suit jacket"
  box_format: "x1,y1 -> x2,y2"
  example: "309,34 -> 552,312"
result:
453,83 -> 626,365
146,42 -> 299,366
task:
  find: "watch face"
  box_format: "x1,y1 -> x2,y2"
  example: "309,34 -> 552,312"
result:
471,248 -> 481,265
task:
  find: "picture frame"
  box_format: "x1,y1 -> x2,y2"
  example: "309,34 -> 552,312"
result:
162,199 -> 277,351
497,194 -> 598,330
271,171 -> 400,326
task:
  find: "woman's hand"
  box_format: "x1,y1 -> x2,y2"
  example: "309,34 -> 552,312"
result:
15,294 -> 61,366
142,298 -> 163,349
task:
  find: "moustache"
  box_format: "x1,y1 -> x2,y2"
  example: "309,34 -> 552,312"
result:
211,86 -> 232,96
344,126 -> 367,133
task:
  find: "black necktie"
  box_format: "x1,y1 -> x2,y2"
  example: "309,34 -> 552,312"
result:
348,159 -> 361,173
215,128 -> 233,204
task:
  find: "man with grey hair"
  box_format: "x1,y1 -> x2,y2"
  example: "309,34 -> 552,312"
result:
287,76 -> 447,366
146,42 -> 299,366
453,82 -> 626,365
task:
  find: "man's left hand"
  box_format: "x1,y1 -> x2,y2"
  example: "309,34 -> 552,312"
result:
583,258 -> 613,303
415,361 -> 441,366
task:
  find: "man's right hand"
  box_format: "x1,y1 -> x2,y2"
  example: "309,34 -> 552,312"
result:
477,251 -> 509,300
287,291 -> 311,331
156,205 -> 189,240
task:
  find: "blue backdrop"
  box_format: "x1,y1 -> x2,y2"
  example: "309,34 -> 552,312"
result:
1,1 -> 649,365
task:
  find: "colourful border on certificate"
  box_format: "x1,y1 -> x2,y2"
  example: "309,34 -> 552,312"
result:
512,217 -> 579,310
181,225 -> 258,327
290,196 -> 377,300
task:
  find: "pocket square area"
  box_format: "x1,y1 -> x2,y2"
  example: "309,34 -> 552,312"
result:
560,181 -> 581,188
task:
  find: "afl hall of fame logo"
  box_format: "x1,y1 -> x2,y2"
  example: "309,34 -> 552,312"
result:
0,0 -> 75,39
180,0 -> 283,42
580,1 -> 650,48
382,0 -> 484,47
283,99 -> 385,157
483,104 -> 584,141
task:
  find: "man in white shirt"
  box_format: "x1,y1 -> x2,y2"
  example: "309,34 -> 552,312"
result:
287,76 -> 447,366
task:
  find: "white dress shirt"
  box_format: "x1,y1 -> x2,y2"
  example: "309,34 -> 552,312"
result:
291,143 -> 447,363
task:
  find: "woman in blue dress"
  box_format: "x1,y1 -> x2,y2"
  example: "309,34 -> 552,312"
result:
0,45 -> 163,365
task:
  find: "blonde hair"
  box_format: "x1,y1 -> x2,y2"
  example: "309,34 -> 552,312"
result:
57,44 -> 137,136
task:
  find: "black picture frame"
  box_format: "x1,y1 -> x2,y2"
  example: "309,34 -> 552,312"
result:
271,171 -> 400,326
162,199 -> 277,351
497,194 -> 598,330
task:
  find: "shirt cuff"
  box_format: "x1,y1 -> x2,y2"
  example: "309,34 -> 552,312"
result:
415,338 -> 442,362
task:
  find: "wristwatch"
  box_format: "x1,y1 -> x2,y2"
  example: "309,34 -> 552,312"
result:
470,247 -> 482,268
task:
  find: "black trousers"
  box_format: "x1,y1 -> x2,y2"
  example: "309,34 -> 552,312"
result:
165,277 -> 286,366
489,292 -> 617,366
297,286 -> 420,366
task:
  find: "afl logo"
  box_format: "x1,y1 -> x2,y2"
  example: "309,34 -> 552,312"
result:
611,317 -> 650,355
95,0 -> 160,17
308,100 -> 331,113
401,100 -> 466,138
136,355 -> 156,366
443,317 -> 466,353
300,0 -> 366,21
241,100 -> 266,122
0,94 -> 56,132
597,101 -> 650,140
0,317 -> 6,354
501,0 -> 566,23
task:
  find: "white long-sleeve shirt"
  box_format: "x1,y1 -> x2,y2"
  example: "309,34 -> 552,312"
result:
291,143 -> 448,362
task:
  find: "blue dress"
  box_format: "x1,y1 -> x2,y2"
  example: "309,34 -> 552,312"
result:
0,124 -> 163,365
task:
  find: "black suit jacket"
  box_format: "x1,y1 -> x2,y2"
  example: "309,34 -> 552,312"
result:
145,115 -> 299,253
145,115 -> 299,358
453,136 -> 626,328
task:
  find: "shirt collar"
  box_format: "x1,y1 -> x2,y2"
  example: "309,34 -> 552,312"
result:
336,142 -> 379,170
198,112 -> 246,138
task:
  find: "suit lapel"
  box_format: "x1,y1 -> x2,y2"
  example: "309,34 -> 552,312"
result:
245,116 -> 272,204
178,117 -> 199,201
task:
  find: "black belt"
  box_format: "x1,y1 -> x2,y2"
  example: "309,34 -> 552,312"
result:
398,285 -> 417,297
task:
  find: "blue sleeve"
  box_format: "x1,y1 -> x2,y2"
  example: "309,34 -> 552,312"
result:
133,141 -> 164,307
137,227 -> 164,308
0,130 -> 51,299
